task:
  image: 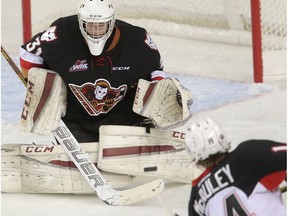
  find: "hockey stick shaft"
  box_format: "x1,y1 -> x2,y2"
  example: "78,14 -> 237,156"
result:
1,46 -> 27,85
1,46 -> 164,205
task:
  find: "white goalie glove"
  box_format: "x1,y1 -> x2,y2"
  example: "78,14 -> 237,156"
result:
133,78 -> 193,130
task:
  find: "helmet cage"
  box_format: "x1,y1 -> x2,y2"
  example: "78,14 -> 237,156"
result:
78,14 -> 115,44
78,14 -> 115,55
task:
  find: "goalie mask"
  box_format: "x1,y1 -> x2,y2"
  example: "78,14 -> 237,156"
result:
185,118 -> 231,162
78,0 -> 116,56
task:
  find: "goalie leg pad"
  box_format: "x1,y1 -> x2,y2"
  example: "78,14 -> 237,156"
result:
1,143 -> 133,193
19,68 -> 67,135
98,125 -> 202,183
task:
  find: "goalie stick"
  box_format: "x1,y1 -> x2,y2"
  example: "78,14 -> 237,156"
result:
1,46 -> 164,206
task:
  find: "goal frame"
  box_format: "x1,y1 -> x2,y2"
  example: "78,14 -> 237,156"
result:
22,0 -> 32,44
250,0 -> 263,83
21,0 -> 280,83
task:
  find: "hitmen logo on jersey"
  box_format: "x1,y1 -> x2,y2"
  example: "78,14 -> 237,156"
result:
69,60 -> 88,72
69,79 -> 127,116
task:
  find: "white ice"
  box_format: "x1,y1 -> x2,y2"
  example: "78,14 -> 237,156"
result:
1,1 -> 286,216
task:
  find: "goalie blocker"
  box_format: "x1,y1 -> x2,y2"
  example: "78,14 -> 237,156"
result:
19,68 -> 67,135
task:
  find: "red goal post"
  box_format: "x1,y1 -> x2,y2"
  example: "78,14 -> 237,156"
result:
21,0 -> 286,83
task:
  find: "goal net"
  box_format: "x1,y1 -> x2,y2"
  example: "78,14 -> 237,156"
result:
22,0 -> 287,82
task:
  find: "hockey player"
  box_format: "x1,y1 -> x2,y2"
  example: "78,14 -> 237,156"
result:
185,118 -> 286,216
15,0 -> 197,193
19,0 -> 166,142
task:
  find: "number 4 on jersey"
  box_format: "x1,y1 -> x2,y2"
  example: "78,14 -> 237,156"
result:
225,193 -> 251,216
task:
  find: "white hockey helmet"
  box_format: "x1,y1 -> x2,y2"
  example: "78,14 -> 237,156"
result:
78,0 -> 116,56
185,118 -> 231,162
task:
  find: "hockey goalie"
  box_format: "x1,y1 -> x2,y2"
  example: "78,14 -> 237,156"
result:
2,68 -> 201,195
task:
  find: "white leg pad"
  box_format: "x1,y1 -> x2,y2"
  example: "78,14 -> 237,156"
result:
98,125 -> 202,183
1,143 -> 133,193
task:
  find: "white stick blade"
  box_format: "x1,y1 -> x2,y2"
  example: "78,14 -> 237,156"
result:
108,178 -> 164,206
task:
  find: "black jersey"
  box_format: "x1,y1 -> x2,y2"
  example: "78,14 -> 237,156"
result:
189,140 -> 286,216
20,15 -> 164,141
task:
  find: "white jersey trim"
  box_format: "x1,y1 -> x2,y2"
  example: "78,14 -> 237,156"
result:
151,70 -> 165,79
19,47 -> 44,65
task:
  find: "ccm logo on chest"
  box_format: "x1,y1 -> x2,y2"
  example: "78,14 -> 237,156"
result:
113,66 -> 130,71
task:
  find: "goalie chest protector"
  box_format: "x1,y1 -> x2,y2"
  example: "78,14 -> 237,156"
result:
21,15 -> 163,123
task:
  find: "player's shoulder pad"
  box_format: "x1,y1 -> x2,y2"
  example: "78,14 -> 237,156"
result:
116,19 -> 147,40
40,15 -> 79,45
50,15 -> 78,29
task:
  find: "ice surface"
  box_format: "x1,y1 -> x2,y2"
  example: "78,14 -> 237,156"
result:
1,1 -> 286,215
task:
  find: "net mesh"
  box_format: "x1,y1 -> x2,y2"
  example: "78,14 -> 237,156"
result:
29,0 -> 286,51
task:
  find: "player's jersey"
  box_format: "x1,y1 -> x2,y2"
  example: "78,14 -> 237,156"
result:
189,140 -> 286,216
20,15 -> 164,122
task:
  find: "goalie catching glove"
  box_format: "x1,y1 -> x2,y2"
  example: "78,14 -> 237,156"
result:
133,78 -> 193,130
